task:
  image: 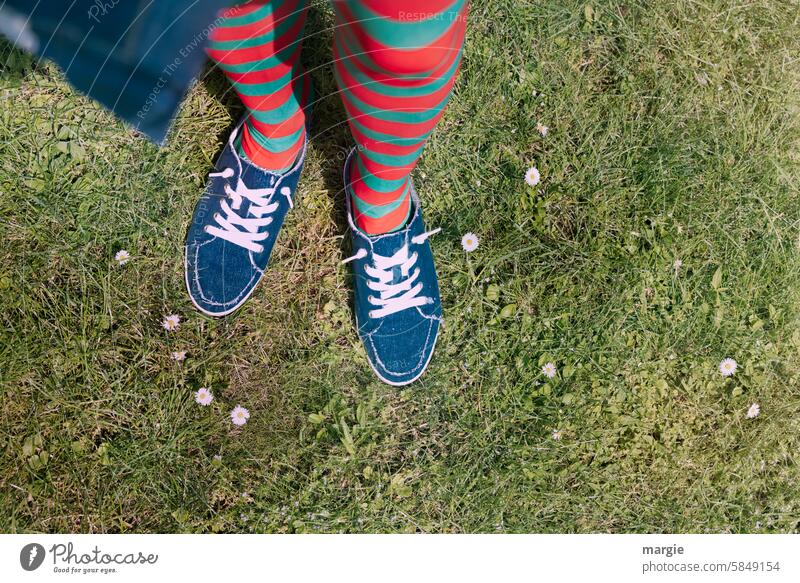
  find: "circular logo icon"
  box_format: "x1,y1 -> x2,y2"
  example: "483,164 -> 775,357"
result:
20,543 -> 46,571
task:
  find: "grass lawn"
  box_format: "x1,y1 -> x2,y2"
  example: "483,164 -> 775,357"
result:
2,0 -> 800,533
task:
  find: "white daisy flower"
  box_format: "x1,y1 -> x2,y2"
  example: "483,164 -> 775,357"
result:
541,362 -> 557,379
461,232 -> 479,252
536,122 -> 549,136
746,403 -> 760,419
231,405 -> 250,426
673,259 -> 683,271
213,454 -> 222,462
551,429 -> 562,441
162,314 -> 180,331
719,358 -> 737,377
171,350 -> 187,361
195,387 -> 213,406
114,250 -> 131,266
525,167 -> 541,187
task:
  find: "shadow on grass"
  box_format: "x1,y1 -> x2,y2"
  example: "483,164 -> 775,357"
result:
198,63 -> 243,157
302,3 -> 358,325
0,38 -> 39,83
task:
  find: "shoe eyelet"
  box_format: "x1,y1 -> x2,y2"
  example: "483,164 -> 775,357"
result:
368,310 -> 376,318
203,226 -> 210,234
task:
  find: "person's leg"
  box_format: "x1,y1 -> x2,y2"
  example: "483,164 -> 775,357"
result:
185,0 -> 312,316
332,0 -> 468,234
207,0 -> 310,173
335,1 -> 468,385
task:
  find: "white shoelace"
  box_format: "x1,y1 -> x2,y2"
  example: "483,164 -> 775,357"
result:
342,228 -> 440,318
204,167 -> 293,253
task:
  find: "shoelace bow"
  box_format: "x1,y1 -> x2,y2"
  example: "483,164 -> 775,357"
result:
342,228 -> 440,318
204,167 -> 293,253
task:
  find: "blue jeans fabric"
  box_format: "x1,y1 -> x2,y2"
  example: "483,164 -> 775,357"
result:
0,0 -> 231,144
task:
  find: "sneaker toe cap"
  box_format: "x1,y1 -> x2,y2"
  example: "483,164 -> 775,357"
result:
185,239 -> 260,316
361,315 -> 441,386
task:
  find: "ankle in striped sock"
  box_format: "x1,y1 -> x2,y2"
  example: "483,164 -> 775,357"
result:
207,0 -> 310,174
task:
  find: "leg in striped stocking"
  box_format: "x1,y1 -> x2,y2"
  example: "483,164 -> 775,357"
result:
332,0 -> 468,234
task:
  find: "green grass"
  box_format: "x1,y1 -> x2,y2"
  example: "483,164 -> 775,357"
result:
2,0 -> 800,533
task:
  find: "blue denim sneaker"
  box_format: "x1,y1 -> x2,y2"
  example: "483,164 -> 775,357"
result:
185,118 -> 307,316
341,149 -> 443,386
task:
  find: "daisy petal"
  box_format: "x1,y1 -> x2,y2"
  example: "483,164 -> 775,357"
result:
194,387 -> 213,406
525,167 -> 541,187
461,232 -> 479,252
719,358 -> 737,377
231,405 -> 250,426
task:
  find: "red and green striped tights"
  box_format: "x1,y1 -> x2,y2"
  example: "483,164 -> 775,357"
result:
208,0 -> 467,234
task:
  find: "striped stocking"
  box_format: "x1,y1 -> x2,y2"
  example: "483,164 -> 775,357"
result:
332,0 -> 468,234
207,0 -> 310,173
